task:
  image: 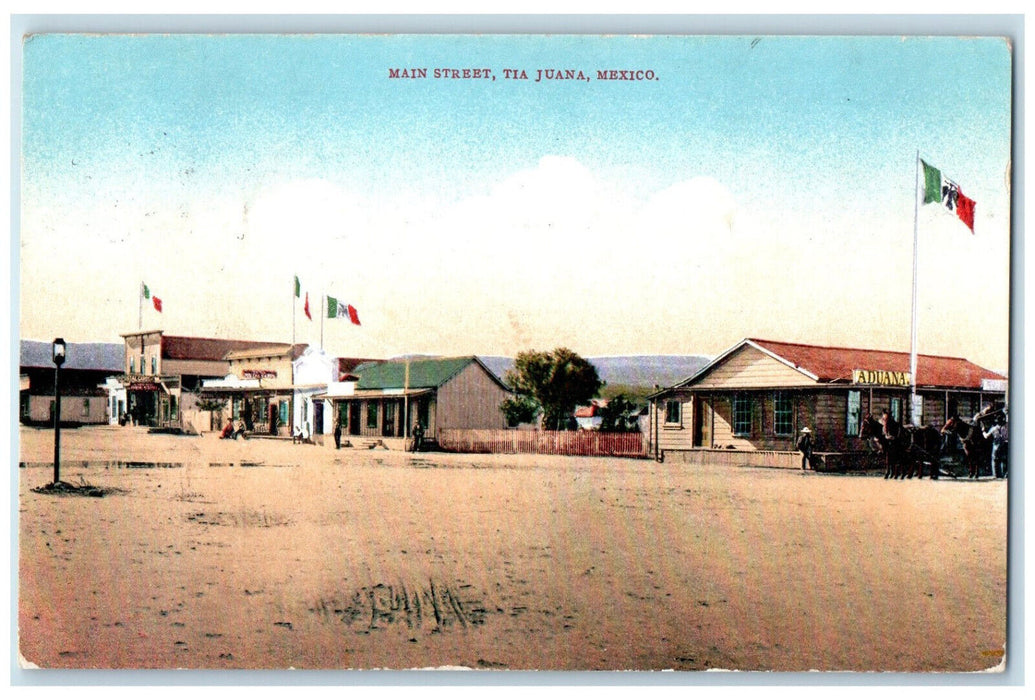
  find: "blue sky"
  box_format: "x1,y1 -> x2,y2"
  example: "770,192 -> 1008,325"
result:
19,33 -> 1013,368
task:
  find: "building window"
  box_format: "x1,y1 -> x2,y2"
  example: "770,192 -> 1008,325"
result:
366,402 -> 378,429
846,390 -> 862,436
129,358 -> 135,373
21,395 -> 30,419
665,400 -> 681,425
82,398 -> 90,417
383,402 -> 396,436
773,392 -> 793,436
733,394 -> 752,436
279,401 -> 289,426
151,356 -> 157,375
910,394 -> 924,427
889,397 -> 902,423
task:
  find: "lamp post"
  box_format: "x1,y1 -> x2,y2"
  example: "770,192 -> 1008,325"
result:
52,337 -> 66,485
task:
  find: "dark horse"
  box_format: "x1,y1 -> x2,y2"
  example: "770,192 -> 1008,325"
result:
860,414 -> 909,478
941,416 -> 991,479
859,414 -> 941,479
906,425 -> 943,479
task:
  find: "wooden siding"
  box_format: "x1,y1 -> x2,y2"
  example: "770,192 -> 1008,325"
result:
654,393 -> 695,452
434,363 -> 509,431
228,355 -> 295,389
162,358 -> 232,379
25,395 -> 108,424
660,390 -> 860,452
691,345 -> 816,389
124,332 -> 162,376
655,385 -> 1006,456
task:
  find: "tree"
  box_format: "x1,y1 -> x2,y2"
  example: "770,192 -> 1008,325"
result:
503,348 -> 603,430
597,394 -> 640,433
500,395 -> 540,427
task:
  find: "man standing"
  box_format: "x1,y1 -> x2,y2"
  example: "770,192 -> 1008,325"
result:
983,413 -> 1008,478
796,427 -> 813,471
412,419 -> 425,452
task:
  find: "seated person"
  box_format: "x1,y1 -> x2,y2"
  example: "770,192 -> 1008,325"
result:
219,418 -> 235,439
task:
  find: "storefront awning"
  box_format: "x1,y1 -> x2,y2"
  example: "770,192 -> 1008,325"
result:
199,386 -> 293,396
313,388 -> 433,401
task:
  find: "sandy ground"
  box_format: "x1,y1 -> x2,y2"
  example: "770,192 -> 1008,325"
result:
17,424 -> 1007,672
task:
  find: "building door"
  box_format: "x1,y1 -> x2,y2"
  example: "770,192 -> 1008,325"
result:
417,400 -> 430,435
693,396 -> 711,447
382,400 -> 397,437
349,402 -> 361,436
313,401 -> 324,435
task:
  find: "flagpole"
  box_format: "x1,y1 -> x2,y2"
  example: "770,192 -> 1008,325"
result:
320,294 -> 325,350
139,282 -> 143,330
291,277 -> 296,347
909,150 -> 921,425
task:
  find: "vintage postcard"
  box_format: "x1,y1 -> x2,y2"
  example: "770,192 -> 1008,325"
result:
15,24 -> 1013,676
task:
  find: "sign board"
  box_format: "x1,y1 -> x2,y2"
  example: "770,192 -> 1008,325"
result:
242,369 -> 278,379
851,369 -> 911,387
980,378 -> 1008,392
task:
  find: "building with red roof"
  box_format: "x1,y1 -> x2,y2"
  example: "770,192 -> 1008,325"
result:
117,329 -> 283,429
649,338 -> 1007,468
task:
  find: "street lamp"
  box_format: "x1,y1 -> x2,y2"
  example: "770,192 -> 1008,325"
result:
52,337 -> 66,485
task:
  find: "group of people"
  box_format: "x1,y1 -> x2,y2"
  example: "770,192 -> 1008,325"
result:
329,418 -> 425,451
219,417 -> 247,440
979,407 -> 1009,479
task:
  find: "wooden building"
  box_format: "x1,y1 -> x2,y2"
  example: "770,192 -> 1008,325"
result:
200,343 -> 308,435
117,330 -> 280,430
319,356 -> 512,448
649,338 -> 1007,468
19,340 -> 123,426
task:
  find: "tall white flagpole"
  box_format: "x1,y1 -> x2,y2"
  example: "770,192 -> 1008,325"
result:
139,282 -> 143,330
291,277 -> 296,347
909,151 -> 921,425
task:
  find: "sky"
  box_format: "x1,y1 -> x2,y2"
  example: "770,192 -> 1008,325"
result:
17,32 -> 1013,370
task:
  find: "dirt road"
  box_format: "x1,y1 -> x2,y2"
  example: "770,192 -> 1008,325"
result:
17,425 -> 1008,671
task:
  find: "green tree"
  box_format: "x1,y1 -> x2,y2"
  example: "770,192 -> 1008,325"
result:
597,394 -> 640,433
500,395 -> 540,427
503,348 -> 604,430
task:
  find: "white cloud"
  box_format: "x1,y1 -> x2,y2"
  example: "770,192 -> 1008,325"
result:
18,155 -> 1011,368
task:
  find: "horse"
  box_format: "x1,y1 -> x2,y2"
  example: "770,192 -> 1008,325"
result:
859,413 -> 911,479
903,425 -> 943,479
940,416 -> 991,479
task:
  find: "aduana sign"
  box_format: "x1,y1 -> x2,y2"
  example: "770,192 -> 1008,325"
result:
851,369 -> 911,387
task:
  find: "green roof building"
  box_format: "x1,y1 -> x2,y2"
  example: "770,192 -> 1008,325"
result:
326,356 -> 512,448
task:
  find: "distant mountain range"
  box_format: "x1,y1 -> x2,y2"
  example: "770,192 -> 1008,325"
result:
478,355 -> 711,391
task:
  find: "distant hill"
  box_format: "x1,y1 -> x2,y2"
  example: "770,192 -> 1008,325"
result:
478,355 -> 711,392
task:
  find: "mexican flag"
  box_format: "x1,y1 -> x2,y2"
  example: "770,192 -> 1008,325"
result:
141,282 -> 162,312
326,295 -> 361,325
921,160 -> 976,232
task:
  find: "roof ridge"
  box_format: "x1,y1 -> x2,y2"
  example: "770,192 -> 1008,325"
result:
749,337 -> 972,362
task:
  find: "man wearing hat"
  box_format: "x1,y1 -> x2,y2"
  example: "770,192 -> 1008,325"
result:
796,427 -> 813,471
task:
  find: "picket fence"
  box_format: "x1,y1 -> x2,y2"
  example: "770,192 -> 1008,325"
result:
437,429 -> 649,458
